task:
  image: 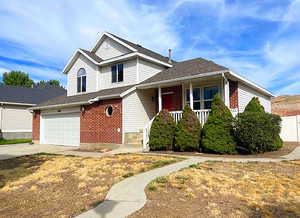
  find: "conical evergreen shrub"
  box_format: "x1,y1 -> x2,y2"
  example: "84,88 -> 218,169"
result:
244,97 -> 265,113
174,105 -> 202,151
149,110 -> 176,151
201,95 -> 236,154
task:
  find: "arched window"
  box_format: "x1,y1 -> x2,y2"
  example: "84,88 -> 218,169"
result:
77,68 -> 86,93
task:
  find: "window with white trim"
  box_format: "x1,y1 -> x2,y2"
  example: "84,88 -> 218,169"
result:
77,68 -> 86,93
111,64 -> 123,83
186,86 -> 219,109
204,87 -> 219,109
186,88 -> 201,110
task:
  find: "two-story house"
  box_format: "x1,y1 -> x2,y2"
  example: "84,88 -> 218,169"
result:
30,32 -> 273,150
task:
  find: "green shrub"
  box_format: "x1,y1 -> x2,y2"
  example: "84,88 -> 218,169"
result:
244,97 -> 265,113
174,105 -> 202,151
235,98 -> 283,154
201,95 -> 236,154
149,109 -> 176,151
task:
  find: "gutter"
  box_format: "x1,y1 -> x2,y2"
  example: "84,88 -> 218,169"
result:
0,101 -> 36,106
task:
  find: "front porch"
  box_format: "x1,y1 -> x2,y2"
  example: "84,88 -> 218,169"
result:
139,73 -> 239,150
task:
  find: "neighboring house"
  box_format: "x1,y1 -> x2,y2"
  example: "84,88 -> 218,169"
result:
0,85 -> 66,140
272,95 -> 300,117
30,32 -> 273,149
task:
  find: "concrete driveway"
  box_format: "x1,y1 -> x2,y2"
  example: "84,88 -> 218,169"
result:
0,143 -> 73,160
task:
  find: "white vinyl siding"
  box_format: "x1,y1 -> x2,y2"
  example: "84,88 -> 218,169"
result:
99,59 -> 137,90
238,83 -> 272,113
0,105 -> 32,132
138,58 -> 166,82
123,89 -> 156,133
67,54 -> 98,96
95,37 -> 131,60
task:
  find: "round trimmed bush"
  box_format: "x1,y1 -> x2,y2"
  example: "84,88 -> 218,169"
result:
149,110 -> 176,151
235,97 -> 283,154
174,105 -> 201,151
201,95 -> 236,154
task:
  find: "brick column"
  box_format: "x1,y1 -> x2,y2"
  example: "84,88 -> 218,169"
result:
229,80 -> 238,109
32,110 -> 40,143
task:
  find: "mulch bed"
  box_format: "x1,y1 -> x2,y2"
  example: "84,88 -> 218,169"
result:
0,154 -> 181,218
150,142 -> 299,158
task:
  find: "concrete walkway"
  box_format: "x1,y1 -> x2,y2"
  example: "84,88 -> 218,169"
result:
0,143 -> 142,160
0,143 -> 73,160
77,145 -> 300,218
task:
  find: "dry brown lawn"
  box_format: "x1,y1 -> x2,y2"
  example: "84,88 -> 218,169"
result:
131,160 -> 300,218
0,153 -> 182,218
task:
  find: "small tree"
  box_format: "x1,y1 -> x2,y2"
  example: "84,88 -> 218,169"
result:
235,97 -> 283,154
149,110 -> 176,151
174,105 -> 202,151
3,71 -> 34,88
201,95 -> 236,154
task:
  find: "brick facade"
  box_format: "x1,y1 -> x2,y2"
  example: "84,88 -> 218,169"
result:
32,110 -> 40,141
229,80 -> 238,109
80,98 -> 122,144
161,85 -> 182,111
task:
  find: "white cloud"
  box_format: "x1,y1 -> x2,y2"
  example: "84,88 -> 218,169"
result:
0,0 -> 179,66
0,67 -> 10,75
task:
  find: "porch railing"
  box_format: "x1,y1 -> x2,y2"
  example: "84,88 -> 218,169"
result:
169,109 -> 211,124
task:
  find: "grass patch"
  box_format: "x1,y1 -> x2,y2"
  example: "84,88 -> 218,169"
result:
0,139 -> 32,145
175,175 -> 189,184
148,158 -> 184,170
148,184 -> 158,191
155,176 -> 168,184
123,172 -> 134,178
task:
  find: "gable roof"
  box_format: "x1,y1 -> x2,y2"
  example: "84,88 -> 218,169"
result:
80,49 -> 103,63
0,85 -> 66,105
139,58 -> 228,85
31,85 -> 134,109
108,32 -> 173,65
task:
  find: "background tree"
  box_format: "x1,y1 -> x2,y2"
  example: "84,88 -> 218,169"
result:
2,71 -> 34,88
174,105 -> 202,151
35,80 -> 61,88
201,95 -> 236,154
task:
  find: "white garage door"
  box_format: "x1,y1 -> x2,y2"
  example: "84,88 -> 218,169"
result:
41,113 -> 80,146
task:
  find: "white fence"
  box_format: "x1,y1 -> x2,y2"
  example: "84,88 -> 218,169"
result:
280,115 -> 300,142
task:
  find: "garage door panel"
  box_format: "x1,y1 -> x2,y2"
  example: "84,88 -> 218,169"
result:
42,113 -> 80,146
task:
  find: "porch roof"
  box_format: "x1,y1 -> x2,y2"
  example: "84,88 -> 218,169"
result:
138,58 -> 228,87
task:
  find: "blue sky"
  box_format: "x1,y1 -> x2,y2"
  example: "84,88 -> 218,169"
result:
0,0 -> 300,95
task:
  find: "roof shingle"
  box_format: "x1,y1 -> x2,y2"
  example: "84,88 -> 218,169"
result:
0,85 -> 66,105
35,85 -> 134,108
140,58 -> 228,85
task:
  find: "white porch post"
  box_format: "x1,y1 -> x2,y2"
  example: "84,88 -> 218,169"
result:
223,75 -> 230,107
189,81 -> 193,110
158,87 -> 162,111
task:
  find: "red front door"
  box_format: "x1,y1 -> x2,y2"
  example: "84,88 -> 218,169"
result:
162,94 -> 173,110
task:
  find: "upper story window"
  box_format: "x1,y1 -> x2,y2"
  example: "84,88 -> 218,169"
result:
111,64 -> 123,83
77,68 -> 86,93
186,86 -> 219,109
